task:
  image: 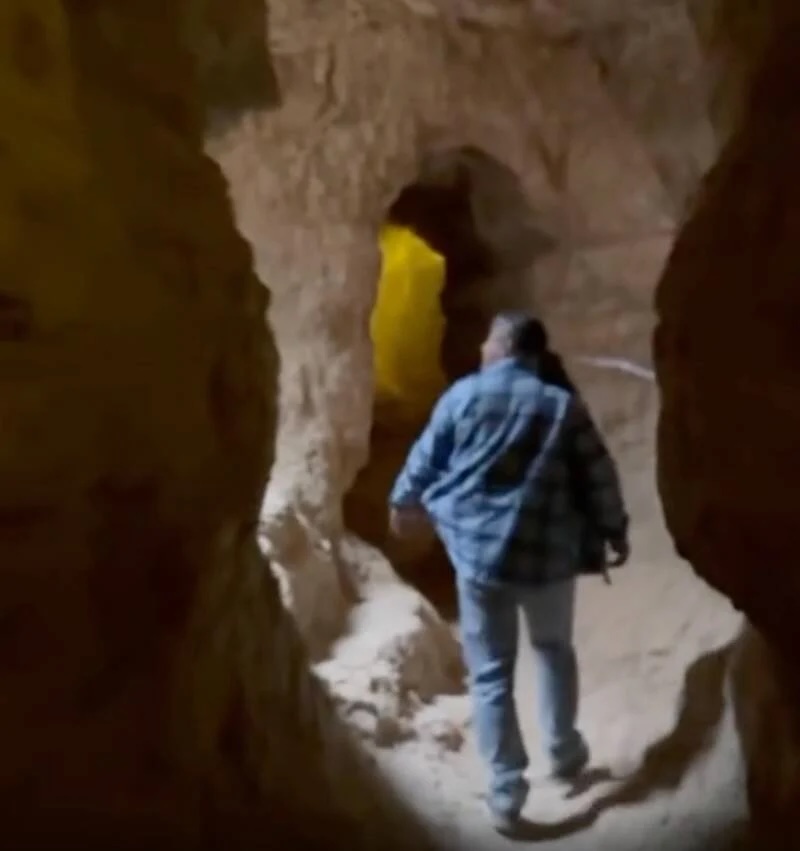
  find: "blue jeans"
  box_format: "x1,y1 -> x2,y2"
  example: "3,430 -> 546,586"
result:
457,576 -> 586,815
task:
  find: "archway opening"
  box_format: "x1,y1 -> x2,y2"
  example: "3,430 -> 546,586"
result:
344,147 -> 550,616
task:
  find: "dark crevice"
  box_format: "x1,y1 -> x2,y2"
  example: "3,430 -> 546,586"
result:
388,164 -> 496,382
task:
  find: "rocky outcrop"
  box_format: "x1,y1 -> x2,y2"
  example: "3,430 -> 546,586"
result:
0,1 -> 428,847
656,1 -> 800,652
729,625 -> 800,849
656,3 -> 800,842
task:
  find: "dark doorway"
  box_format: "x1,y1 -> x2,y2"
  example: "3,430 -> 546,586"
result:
344,148 -> 549,617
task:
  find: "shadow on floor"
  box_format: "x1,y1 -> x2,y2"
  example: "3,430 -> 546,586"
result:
514,642 -> 739,844
502,815 -> 750,849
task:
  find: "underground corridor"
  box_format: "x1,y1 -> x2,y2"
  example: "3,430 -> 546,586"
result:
344,147 -> 553,617
6,3 -> 800,851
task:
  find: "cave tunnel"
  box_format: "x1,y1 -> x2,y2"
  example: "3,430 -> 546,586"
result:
9,3 -> 800,851
344,147 -> 536,616
387,149 -> 499,383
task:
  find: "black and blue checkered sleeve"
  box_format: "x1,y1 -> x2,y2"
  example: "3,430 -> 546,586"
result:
567,397 -> 629,542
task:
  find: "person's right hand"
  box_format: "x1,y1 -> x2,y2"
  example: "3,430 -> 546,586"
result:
607,536 -> 630,567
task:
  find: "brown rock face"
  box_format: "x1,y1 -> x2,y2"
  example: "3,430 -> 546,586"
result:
656,5 -> 800,843
656,7 -> 800,651
728,626 -> 800,849
0,1 -> 428,848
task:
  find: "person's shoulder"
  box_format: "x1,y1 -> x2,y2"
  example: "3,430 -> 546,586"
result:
511,365 -> 571,403
442,372 -> 481,406
446,366 -> 488,391
425,373 -> 475,416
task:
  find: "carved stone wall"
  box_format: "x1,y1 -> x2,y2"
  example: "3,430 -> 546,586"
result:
0,1 -> 429,847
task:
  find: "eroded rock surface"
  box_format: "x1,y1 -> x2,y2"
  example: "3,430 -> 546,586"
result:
0,1 -> 429,847
656,4 -> 800,653
729,625 -> 800,849
656,5 -> 800,839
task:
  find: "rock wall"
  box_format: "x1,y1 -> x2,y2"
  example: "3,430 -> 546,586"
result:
0,1 -> 429,847
728,626 -> 800,849
656,2 -> 800,842
656,0 -> 800,655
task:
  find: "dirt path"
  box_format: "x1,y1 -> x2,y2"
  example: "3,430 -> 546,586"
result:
371,554 -> 747,850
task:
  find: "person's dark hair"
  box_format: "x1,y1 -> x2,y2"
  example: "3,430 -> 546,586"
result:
492,311 -> 577,392
492,311 -> 548,358
540,350 -> 576,392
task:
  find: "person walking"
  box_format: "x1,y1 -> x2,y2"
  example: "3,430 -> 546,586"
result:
388,312 -> 630,834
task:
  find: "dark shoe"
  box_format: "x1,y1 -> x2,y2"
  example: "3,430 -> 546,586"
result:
551,741 -> 590,782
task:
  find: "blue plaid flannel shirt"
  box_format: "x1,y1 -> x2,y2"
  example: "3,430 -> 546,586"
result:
389,357 -> 629,586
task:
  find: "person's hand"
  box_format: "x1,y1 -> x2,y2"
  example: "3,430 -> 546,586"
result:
389,504 -> 432,541
607,536 -> 630,567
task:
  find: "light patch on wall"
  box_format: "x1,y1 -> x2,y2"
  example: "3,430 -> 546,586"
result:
371,226 -> 447,421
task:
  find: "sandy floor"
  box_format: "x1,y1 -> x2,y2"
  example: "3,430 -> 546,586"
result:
370,551 -> 748,851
